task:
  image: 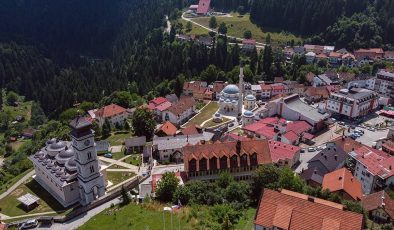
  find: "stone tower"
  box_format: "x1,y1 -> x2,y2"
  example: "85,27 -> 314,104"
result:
69,117 -> 105,206
238,63 -> 244,114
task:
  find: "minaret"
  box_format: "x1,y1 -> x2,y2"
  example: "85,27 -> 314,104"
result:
238,63 -> 244,114
69,116 -> 106,206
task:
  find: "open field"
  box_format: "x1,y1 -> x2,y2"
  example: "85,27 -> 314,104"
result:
185,101 -> 218,126
123,154 -> 141,166
0,179 -> 67,217
105,132 -> 131,146
183,13 -> 302,46
79,202 -> 255,230
202,117 -> 232,128
3,101 -> 32,121
111,151 -> 125,160
0,170 -> 32,195
106,172 -> 135,186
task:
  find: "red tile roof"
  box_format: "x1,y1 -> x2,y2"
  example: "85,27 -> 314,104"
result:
282,131 -> 299,143
255,189 -> 364,229
260,84 -> 272,90
331,136 -> 364,153
167,97 -> 195,116
350,146 -> 394,179
303,132 -> 314,140
152,171 -> 186,192
213,81 -> 227,93
156,121 -> 177,136
95,104 -> 127,118
361,190 -> 394,219
180,124 -> 202,135
322,168 -> 363,200
156,101 -> 172,112
183,140 -> 271,170
197,0 -> 211,14
268,140 -> 300,163
286,120 -> 312,135
271,85 -> 284,91
150,97 -> 168,106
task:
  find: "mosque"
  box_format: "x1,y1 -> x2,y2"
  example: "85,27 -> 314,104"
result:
217,65 -> 256,126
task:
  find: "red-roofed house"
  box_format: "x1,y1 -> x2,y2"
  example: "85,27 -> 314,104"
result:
361,190 -> 394,224
271,84 -> 285,96
197,0 -> 211,15
348,146 -> 394,194
94,104 -> 129,127
179,124 -> 203,135
322,168 -> 363,201
260,84 -> 272,98
155,121 -> 177,137
355,48 -> 384,61
163,97 -> 196,126
254,189 -> 364,230
183,140 -> 271,180
268,140 -> 300,167
150,97 -> 168,106
242,39 -> 256,52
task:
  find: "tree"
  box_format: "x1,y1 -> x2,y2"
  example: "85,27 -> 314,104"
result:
265,33 -> 271,44
217,171 -> 234,189
186,21 -> 192,32
243,30 -> 252,39
29,102 -> 47,127
121,185 -> 131,205
277,167 -> 304,192
174,74 -> 185,98
131,108 -> 155,140
252,164 -> 281,200
6,91 -> 18,106
209,16 -> 218,29
173,185 -> 191,205
218,22 -> 227,35
124,120 -> 130,131
79,101 -> 96,112
59,108 -> 79,122
156,172 -> 179,202
101,118 -> 111,138
262,45 -> 274,80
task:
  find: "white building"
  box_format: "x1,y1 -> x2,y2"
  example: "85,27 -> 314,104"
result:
376,70 -> 394,98
244,94 -> 256,111
348,146 -> 394,194
93,104 -> 130,127
242,110 -> 254,127
162,97 -> 196,126
29,117 -> 106,207
326,88 -> 378,119
152,132 -> 214,162
305,52 -> 316,64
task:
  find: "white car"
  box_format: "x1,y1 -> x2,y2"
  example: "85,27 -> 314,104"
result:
19,219 -> 38,230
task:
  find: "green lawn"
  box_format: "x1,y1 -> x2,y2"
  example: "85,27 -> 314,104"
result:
185,13 -> 302,46
0,170 -> 32,195
105,132 -> 131,146
106,172 -> 136,186
79,202 -> 256,230
124,154 -> 141,166
107,164 -> 129,170
0,179 -> 67,217
111,151 -> 126,160
3,101 -> 32,121
202,117 -> 232,128
185,101 -> 219,126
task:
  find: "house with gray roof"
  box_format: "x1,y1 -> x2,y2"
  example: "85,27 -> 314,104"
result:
152,132 -> 214,163
125,136 -> 147,154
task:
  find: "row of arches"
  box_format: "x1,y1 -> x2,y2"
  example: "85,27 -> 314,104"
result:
188,153 -> 258,172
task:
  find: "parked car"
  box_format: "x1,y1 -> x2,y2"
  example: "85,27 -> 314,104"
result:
19,219 -> 38,230
228,123 -> 234,128
368,127 -> 376,132
307,147 -> 316,152
104,153 -> 113,158
300,148 -> 305,153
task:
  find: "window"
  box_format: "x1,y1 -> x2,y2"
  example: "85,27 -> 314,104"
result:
90,165 -> 95,173
87,152 -> 92,160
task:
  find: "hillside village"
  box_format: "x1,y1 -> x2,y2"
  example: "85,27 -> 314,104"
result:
1,0 -> 394,229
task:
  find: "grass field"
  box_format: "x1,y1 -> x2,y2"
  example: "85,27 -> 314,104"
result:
106,172 -> 135,186
111,151 -> 125,160
202,117 -> 232,128
105,132 -> 131,146
185,101 -> 219,126
0,179 -> 67,217
79,202 -> 255,230
123,154 -> 141,166
107,164 -> 129,170
3,101 -> 32,121
0,170 -> 32,195
184,13 -> 302,46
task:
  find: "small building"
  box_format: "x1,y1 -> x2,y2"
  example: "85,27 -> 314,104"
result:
305,51 -> 316,64
17,193 -> 40,210
241,39 -> 256,52
155,121 -> 177,137
354,48 -> 384,61
22,128 -> 37,139
268,140 -> 300,168
254,189 -> 364,230
95,140 -> 110,154
125,136 -> 147,154
162,97 -> 196,126
385,51 -> 394,61
322,168 -> 363,201
242,110 -> 254,127
94,104 -> 129,127
196,0 -> 211,15
179,124 -> 203,136
361,190 -> 394,224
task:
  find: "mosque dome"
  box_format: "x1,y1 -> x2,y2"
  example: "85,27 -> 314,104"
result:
243,110 -> 254,117
50,141 -> 66,150
245,94 -> 256,101
223,84 -> 240,95
65,157 -> 77,172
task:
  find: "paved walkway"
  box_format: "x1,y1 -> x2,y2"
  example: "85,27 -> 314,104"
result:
98,157 -> 138,172
106,169 -> 135,172
0,170 -> 34,200
3,211 -> 57,220
182,12 -> 266,47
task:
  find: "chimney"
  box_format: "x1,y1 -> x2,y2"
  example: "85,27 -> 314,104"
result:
324,155 -> 327,160
334,148 -> 337,152
339,176 -> 343,180
187,135 -> 189,142
314,169 -> 318,174
390,165 -> 392,170
307,196 -> 315,202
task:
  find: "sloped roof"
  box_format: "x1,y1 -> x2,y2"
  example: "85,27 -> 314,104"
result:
308,144 -> 347,173
167,97 -> 195,116
150,97 -> 168,106
180,124 -> 202,135
268,140 -> 300,163
255,189 -> 363,229
156,121 -> 177,136
156,101 -> 172,112
300,167 -> 324,184
286,120 -> 312,135
197,0 -> 211,14
361,190 -> 394,219
282,131 -> 299,143
95,104 -> 127,118
322,168 -> 363,200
